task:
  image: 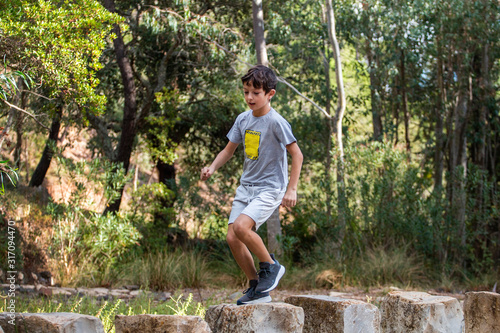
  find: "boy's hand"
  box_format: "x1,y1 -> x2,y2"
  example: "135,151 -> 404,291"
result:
200,166 -> 214,181
282,189 -> 297,207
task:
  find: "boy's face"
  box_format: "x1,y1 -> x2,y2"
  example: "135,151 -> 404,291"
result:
243,82 -> 276,114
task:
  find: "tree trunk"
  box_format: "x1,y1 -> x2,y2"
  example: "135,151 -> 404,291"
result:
29,103 -> 63,187
434,39 -> 445,191
365,39 -> 383,141
266,208 -> 282,255
103,0 -> 138,214
252,0 -> 268,66
326,0 -> 347,244
392,75 -> 400,147
470,44 -> 490,215
251,0 -> 280,253
14,90 -> 27,170
433,49 -> 446,266
322,45 -> 334,224
476,44 -> 489,172
155,160 -> 176,224
449,88 -> 468,252
400,50 -> 411,157
157,160 -> 176,191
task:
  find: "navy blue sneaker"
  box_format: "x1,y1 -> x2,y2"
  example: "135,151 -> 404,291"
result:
255,254 -> 285,293
236,280 -> 271,305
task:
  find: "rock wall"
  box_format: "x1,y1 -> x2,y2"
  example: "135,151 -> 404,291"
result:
1,291 -> 499,332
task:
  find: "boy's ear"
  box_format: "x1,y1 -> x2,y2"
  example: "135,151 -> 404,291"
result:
267,89 -> 276,99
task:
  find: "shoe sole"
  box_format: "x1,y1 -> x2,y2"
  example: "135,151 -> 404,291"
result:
260,265 -> 285,293
237,295 -> 272,305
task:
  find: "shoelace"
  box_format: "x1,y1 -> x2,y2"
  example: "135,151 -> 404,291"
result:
258,266 -> 271,279
242,285 -> 256,297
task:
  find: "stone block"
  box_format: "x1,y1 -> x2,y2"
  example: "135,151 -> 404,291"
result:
0,312 -> 104,333
130,289 -> 152,297
19,284 -> 36,293
205,302 -> 304,333
285,295 -> 380,333
114,314 -> 211,333
380,291 -> 463,333
464,291 -> 500,333
123,285 -> 140,291
87,288 -> 110,297
51,287 -> 74,297
110,289 -> 132,299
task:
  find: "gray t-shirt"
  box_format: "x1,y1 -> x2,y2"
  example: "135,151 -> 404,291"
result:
227,108 -> 297,189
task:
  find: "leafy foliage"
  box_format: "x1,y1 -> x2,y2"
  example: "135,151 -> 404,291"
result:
46,154 -> 139,286
0,70 -> 33,101
0,0 -> 122,114
0,160 -> 18,195
0,0 -> 499,291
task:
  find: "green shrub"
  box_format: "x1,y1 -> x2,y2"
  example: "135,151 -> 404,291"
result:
127,182 -> 181,251
47,201 -> 141,286
46,155 -> 140,286
288,140 -> 499,285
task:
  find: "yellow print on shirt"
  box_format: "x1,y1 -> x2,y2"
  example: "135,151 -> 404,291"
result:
245,130 -> 261,160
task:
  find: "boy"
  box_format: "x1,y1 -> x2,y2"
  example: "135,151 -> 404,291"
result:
201,65 -> 303,305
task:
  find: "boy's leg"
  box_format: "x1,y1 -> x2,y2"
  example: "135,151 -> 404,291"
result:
227,222 -> 272,305
232,214 -> 274,264
232,214 -> 285,294
226,224 -> 258,280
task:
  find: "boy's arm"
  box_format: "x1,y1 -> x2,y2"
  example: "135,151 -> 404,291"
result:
282,142 -> 303,207
201,141 -> 239,180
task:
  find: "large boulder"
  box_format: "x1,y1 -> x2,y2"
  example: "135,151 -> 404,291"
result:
205,303 -> 304,333
380,291 -> 463,333
463,291 -> 500,333
285,295 -> 380,333
114,314 -> 211,333
0,312 -> 104,333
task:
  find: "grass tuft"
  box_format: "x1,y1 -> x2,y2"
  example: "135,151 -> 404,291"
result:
347,245 -> 427,287
121,248 -> 214,290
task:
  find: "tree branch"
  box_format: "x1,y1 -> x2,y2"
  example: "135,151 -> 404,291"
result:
208,40 -> 331,118
21,90 -> 54,100
2,100 -> 50,130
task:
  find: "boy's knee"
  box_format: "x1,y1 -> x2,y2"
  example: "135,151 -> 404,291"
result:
226,228 -> 238,244
233,222 -> 249,239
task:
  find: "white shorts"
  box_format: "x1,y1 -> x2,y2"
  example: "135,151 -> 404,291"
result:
228,185 -> 286,230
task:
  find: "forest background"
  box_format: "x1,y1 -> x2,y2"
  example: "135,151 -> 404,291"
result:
0,0 -> 499,293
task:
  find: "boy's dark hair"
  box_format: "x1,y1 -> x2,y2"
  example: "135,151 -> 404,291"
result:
241,65 -> 277,94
